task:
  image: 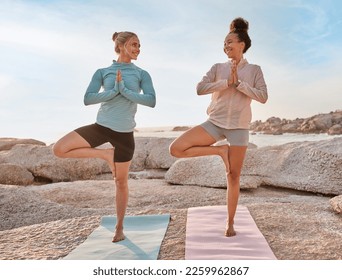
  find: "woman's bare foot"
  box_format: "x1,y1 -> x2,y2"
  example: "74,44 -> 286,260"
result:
217,145 -> 230,173
104,148 -> 116,178
225,223 -> 236,237
112,226 -> 125,243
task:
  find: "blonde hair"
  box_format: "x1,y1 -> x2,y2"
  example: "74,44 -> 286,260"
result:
112,31 -> 138,54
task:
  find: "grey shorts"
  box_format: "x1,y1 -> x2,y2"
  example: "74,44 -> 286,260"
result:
200,120 -> 249,146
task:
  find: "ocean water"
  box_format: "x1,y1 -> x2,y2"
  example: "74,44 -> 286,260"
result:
248,133 -> 340,147
135,127 -> 341,147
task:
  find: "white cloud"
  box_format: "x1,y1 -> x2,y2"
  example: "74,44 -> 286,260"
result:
0,23 -> 100,59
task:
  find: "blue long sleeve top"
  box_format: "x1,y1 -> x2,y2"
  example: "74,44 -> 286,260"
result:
84,61 -> 156,132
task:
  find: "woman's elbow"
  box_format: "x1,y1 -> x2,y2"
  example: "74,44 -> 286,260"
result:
149,102 -> 156,108
196,85 -> 209,96
146,97 -> 156,108
83,93 -> 92,106
83,98 -> 91,106
197,89 -> 206,96
196,85 -> 203,95
260,94 -> 268,104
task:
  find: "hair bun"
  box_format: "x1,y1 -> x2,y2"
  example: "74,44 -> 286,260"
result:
230,17 -> 249,33
112,32 -> 120,41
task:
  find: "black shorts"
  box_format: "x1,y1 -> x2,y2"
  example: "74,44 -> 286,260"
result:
74,123 -> 135,162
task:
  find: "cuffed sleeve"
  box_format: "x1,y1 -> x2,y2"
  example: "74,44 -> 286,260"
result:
197,64 -> 229,95
118,70 -> 156,107
237,66 -> 268,104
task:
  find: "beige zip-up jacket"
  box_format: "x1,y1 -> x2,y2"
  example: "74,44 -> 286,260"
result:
197,58 -> 268,129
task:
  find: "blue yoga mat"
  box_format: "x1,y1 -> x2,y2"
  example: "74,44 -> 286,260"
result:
63,214 -> 170,260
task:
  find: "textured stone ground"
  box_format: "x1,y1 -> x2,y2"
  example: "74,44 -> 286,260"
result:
0,179 -> 341,260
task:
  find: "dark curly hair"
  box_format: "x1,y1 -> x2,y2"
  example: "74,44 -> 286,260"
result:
229,17 -> 251,53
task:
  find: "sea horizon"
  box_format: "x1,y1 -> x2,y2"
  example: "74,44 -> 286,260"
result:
134,127 -> 341,148
2,125 -> 340,148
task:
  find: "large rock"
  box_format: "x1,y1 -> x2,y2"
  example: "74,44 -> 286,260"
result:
165,156 -> 227,188
166,137 -> 342,195
330,195 -> 342,214
328,124 -> 342,135
244,137 -> 342,195
0,137 -> 177,185
251,110 -> 342,135
0,163 -> 35,185
165,156 -> 262,189
0,138 -> 45,151
0,144 -> 109,183
131,137 -> 177,171
311,114 -> 333,130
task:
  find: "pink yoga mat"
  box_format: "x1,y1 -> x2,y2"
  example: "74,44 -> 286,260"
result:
185,205 -> 276,260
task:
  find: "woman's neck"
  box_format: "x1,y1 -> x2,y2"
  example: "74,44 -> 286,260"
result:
117,55 -> 131,63
231,56 -> 243,64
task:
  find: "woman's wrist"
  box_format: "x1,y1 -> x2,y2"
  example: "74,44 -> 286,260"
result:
227,79 -> 240,87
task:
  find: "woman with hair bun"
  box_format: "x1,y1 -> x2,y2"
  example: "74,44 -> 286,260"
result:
170,17 -> 267,237
53,31 -> 156,242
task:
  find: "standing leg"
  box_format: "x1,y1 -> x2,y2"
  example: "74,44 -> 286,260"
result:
225,146 -> 247,237
53,131 -> 116,177
169,125 -> 230,171
112,161 -> 131,242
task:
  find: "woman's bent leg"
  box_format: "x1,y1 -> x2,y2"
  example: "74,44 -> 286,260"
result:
53,131 -> 116,177
169,125 -> 230,171
112,161 -> 131,242
225,146 -> 247,237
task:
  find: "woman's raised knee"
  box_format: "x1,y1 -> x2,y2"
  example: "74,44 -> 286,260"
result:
52,143 -> 64,158
169,142 -> 182,158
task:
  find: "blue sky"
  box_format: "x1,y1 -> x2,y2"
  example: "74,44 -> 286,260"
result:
1,0 -> 341,143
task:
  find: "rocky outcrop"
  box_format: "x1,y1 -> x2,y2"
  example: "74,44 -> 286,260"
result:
0,138 -> 45,151
243,137 -> 342,195
172,126 -> 191,131
165,156 -> 227,188
166,137 -> 342,195
330,195 -> 342,214
165,156 -> 262,189
0,144 -> 108,184
328,124 -> 342,135
251,110 -> 342,135
131,137 -> 177,171
0,163 -> 35,185
0,137 -> 176,185
1,135 -> 341,196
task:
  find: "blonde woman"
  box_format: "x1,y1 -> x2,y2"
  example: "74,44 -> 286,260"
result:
170,18 -> 267,237
53,31 -> 156,242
